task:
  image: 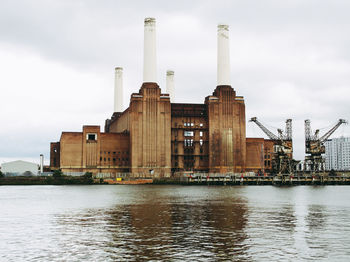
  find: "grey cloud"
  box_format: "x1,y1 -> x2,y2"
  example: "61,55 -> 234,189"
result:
0,0 -> 349,162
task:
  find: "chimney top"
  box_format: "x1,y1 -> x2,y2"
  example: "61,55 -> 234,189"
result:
166,70 -> 174,76
218,24 -> 229,31
115,67 -> 123,71
145,17 -> 156,25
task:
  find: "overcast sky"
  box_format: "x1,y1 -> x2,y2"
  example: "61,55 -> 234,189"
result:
1,0 -> 349,165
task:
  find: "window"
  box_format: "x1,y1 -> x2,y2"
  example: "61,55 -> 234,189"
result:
87,133 -> 97,141
200,131 -> 203,137
184,139 -> 193,147
200,139 -> 203,146
191,123 -> 194,126
200,123 -> 203,127
184,131 -> 194,137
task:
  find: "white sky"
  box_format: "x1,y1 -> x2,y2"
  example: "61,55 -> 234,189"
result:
0,0 -> 349,165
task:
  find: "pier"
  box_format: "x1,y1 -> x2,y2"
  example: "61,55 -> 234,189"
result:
175,172 -> 350,185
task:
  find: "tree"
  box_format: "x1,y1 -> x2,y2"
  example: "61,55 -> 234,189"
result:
0,171 -> 4,178
83,172 -> 93,179
53,169 -> 63,178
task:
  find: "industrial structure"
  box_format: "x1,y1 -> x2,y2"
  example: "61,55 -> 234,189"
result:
50,18 -> 284,177
304,119 -> 347,171
249,117 -> 294,174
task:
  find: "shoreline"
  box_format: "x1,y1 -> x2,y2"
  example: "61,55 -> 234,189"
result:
1,174 -> 350,186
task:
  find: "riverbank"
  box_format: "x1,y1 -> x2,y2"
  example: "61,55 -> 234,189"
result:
2,173 -> 350,186
0,176 -> 93,185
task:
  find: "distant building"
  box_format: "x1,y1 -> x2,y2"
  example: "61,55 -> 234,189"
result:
325,137 -> 350,171
1,160 -> 39,176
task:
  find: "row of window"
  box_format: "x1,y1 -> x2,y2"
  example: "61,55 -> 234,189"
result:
184,131 -> 204,137
100,151 -> 129,155
184,139 -> 204,146
100,157 -> 129,162
183,123 -> 204,127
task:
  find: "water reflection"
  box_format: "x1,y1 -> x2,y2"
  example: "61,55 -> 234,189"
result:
105,193 -> 249,261
306,205 -> 327,230
3,186 -> 350,261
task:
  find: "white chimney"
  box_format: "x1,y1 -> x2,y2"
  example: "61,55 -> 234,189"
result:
143,17 -> 157,83
166,70 -> 175,102
217,24 -> 231,86
40,154 -> 44,174
114,67 -> 123,112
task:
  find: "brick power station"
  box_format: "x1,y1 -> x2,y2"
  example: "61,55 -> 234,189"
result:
50,18 -> 276,177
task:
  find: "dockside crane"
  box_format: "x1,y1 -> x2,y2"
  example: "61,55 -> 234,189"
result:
249,117 -> 293,174
304,119 -> 347,172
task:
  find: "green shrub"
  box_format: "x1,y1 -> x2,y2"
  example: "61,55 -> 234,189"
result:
83,172 -> 93,179
53,169 -> 63,178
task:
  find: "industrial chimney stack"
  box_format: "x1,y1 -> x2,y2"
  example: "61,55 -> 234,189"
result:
166,70 -> 175,102
40,154 -> 44,174
143,18 -> 157,83
217,24 -> 231,86
114,67 -> 123,112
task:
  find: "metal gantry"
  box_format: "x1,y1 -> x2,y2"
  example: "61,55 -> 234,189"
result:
304,119 -> 347,172
249,117 -> 294,174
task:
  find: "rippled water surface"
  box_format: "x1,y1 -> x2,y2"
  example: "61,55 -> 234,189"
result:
1,185 -> 350,261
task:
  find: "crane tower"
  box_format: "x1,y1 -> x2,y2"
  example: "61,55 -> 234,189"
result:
304,119 -> 347,172
249,117 -> 293,174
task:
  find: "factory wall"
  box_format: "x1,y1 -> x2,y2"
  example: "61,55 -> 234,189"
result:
205,86 -> 246,173
128,83 -> 171,177
57,126 -> 129,174
50,142 -> 60,169
170,103 -> 209,172
246,138 -> 264,172
107,109 -> 130,133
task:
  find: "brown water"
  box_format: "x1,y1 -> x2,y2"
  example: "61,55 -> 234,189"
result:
1,185 -> 350,261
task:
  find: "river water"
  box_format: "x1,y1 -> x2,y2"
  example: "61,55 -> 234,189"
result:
1,185 -> 350,261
